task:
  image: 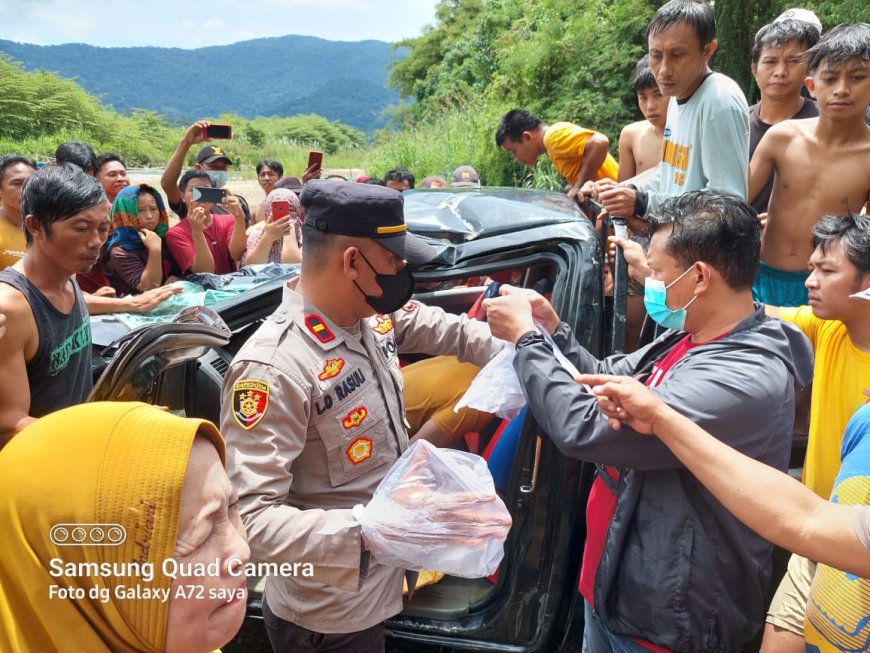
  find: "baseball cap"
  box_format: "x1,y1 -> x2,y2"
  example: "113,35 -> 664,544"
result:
196,145 -> 232,166
773,8 -> 822,33
274,175 -> 304,196
451,165 -> 480,188
301,180 -> 436,264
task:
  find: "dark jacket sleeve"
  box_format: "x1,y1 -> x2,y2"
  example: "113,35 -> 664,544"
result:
515,337 -> 793,471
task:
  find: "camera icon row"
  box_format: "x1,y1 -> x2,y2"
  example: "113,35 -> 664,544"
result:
50,523 -> 127,546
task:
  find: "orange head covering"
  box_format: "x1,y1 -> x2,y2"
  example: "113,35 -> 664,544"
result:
0,402 -> 225,653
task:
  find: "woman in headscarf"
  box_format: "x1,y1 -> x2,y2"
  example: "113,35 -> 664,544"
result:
105,185 -> 171,295
240,187 -> 302,267
0,402 -> 250,652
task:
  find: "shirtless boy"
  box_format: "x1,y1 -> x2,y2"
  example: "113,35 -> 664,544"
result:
749,23 -> 870,307
618,55 -> 669,181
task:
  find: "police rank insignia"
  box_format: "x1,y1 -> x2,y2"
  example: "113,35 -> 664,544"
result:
305,314 -> 335,344
401,301 -> 419,312
371,315 -> 393,335
342,406 -> 368,429
345,437 -> 373,465
318,358 -> 345,381
232,380 -> 269,430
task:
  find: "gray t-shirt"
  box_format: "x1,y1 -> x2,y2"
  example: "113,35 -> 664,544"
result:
0,268 -> 92,416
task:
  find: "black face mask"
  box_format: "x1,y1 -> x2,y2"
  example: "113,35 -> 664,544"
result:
353,250 -> 415,314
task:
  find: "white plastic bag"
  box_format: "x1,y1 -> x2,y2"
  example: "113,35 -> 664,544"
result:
454,345 -> 526,419
354,440 -> 512,578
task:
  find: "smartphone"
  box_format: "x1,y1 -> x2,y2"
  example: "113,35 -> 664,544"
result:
307,150 -> 323,170
270,199 -> 292,222
191,186 -> 227,204
202,124 -> 232,140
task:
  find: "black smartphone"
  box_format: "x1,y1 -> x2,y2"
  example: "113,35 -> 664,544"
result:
202,124 -> 232,140
191,186 -> 227,204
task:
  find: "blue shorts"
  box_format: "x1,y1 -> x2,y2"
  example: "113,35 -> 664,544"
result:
752,261 -> 809,307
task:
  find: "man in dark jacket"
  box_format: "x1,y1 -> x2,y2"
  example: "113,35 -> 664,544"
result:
485,190 -> 814,652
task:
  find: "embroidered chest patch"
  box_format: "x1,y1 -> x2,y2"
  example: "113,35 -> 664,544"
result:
345,437 -> 373,465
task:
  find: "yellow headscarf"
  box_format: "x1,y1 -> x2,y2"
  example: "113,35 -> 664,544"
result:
0,402 -> 225,653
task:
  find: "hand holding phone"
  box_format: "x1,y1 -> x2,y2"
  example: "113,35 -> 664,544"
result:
191,186 -> 227,204
307,150 -> 323,170
201,124 -> 233,140
270,199 -> 293,223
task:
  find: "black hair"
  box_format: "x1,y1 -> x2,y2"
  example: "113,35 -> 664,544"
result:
363,178 -> 386,186
632,55 -> 658,92
0,155 -> 37,184
805,23 -> 870,74
20,165 -> 107,246
300,222 -> 340,266
648,190 -> 760,290
495,109 -> 543,147
94,152 -> 127,176
647,0 -> 716,47
752,19 -> 820,64
384,168 -> 415,189
54,141 -> 96,174
256,159 -> 284,177
178,169 -> 213,193
812,214 -> 870,276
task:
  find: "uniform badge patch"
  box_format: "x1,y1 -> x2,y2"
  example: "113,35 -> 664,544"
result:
345,437 -> 373,465
371,315 -> 393,335
232,380 -> 269,430
318,358 -> 345,381
342,406 -> 368,429
401,301 -> 419,313
305,314 -> 335,344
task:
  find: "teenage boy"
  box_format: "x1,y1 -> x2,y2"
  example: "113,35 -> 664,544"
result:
0,156 -> 36,269
495,109 -> 617,200
617,55 -> 669,181
94,152 -> 130,206
762,213 -> 870,651
164,170 -> 247,276
749,23 -> 870,307
749,18 -> 820,215
589,0 -> 749,224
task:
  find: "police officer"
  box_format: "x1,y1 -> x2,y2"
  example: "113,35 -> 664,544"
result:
220,180 -> 499,652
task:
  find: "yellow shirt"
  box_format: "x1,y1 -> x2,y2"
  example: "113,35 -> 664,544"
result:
780,306 -> 870,498
543,122 -> 618,184
0,216 -> 26,269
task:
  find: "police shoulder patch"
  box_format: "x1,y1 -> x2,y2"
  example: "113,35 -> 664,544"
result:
305,314 -> 335,344
401,301 -> 419,313
345,437 -> 373,465
232,380 -> 269,430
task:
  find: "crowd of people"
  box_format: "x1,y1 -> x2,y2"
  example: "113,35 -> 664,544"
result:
0,1 -> 868,652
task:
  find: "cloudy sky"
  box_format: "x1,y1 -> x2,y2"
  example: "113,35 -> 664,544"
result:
0,0 -> 438,47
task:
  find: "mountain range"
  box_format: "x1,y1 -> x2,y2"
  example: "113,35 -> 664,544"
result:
0,35 -> 405,132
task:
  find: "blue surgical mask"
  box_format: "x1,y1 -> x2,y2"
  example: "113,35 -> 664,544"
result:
643,267 -> 698,331
206,170 -> 228,188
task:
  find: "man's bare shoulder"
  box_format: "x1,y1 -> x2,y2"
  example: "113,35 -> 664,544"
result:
767,117 -> 819,140
0,282 -> 37,345
620,120 -> 650,139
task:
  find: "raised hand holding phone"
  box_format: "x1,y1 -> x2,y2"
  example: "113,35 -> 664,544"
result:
202,124 -> 232,140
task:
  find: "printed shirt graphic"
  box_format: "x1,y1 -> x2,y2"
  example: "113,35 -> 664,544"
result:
804,405 -> 870,653
48,320 -> 91,376
780,307 -> 870,498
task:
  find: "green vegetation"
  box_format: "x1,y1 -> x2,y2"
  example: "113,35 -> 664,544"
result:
0,56 -> 367,175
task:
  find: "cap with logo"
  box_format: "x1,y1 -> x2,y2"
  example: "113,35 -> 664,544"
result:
451,165 -> 480,188
773,8 -> 822,33
196,145 -> 233,166
301,180 -> 436,264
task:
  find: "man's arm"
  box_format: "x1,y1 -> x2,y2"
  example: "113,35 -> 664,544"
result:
84,285 -> 182,315
570,132 -> 610,195
617,127 -> 638,182
222,191 -> 248,262
699,105 -> 750,200
748,127 -> 781,205
221,359 -> 365,589
0,291 -> 38,447
161,121 -> 210,206
585,375 -> 870,578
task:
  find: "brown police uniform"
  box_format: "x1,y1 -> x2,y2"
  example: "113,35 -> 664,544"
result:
221,288 -> 498,634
